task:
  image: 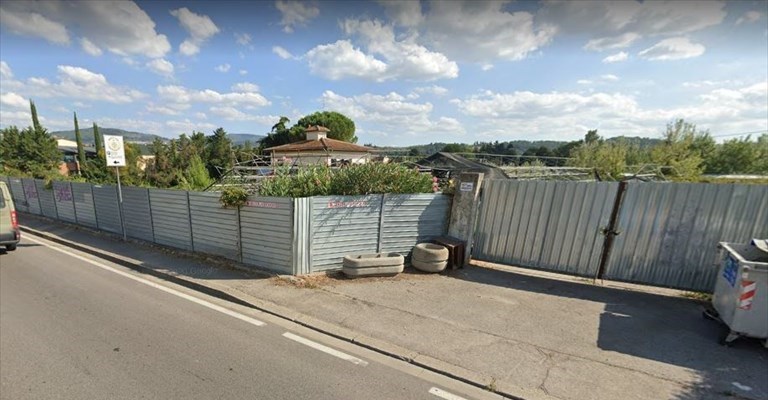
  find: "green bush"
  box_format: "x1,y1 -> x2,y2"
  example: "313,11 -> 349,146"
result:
219,186 -> 248,208
258,163 -> 433,197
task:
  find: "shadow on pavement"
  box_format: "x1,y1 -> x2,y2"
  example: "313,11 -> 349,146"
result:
453,264 -> 768,400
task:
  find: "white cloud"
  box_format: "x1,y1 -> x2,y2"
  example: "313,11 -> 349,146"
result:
5,65 -> 146,103
170,7 -> 219,56
231,82 -> 259,92
157,84 -> 270,108
481,64 -> 494,71
378,0 -> 423,27
235,32 -> 252,46
146,58 -> 174,76
0,92 -> 27,108
0,61 -> 12,79
424,1 -> 556,63
209,106 -> 279,124
275,0 -> 319,33
272,46 -> 295,59
413,85 -> 449,96
584,33 -> 640,51
195,112 -> 207,119
577,79 -> 592,85
602,51 -> 629,63
145,104 -> 180,116
736,11 -> 762,25
239,69 -> 248,75
306,19 -> 458,82
165,119 -> 217,134
638,37 -> 706,61
305,40 -> 388,81
0,1 -> 170,58
601,74 -> 619,82
80,38 -> 103,56
539,1 -> 726,52
215,63 -> 231,72
321,90 -> 465,136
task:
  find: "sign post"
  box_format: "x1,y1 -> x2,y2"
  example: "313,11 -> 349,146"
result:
103,135 -> 127,240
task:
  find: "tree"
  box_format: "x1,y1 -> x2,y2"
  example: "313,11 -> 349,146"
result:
74,112 -> 86,169
30,100 -> 42,132
260,116 -> 295,150
93,122 -> 102,152
568,141 -> 628,180
584,129 -> 601,145
178,154 -> 213,190
294,111 -> 357,143
0,125 -> 60,177
650,119 -> 708,181
206,127 -> 233,179
707,136 -> 761,174
408,148 -> 421,157
441,143 -> 473,153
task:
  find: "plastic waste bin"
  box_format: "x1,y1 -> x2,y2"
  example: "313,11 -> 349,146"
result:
707,240 -> 768,346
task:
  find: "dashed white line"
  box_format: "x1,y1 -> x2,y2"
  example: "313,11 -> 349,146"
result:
282,332 -> 369,366
429,387 -> 468,400
23,235 -> 266,327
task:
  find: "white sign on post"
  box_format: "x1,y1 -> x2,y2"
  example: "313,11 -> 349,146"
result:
103,135 -> 126,167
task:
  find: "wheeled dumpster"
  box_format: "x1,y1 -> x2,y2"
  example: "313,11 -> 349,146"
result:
709,240 -> 768,346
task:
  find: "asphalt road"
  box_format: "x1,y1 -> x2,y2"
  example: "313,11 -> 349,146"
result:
0,234 -> 500,400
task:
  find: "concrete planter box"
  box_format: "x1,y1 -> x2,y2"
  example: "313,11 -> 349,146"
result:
342,253 -> 405,277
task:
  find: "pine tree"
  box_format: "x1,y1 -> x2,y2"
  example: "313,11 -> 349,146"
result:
206,127 -> 233,179
30,100 -> 42,131
74,112 -> 86,168
93,122 -> 102,151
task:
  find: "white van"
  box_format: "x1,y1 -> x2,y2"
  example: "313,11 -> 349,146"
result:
0,181 -> 20,251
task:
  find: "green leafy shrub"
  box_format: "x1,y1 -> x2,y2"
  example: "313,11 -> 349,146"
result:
259,166 -> 332,197
219,186 -> 248,208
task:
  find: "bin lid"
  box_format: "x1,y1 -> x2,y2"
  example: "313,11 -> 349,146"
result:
752,239 -> 768,254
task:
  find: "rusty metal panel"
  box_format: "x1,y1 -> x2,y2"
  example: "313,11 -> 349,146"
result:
149,189 -> 192,250
52,181 -> 76,223
605,182 -> 768,291
474,180 -> 618,276
240,196 -> 294,274
311,195 -> 382,271
380,194 -> 451,256
189,191 -> 239,261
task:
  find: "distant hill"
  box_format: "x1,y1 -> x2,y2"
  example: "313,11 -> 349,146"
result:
229,133 -> 265,146
51,127 -> 163,145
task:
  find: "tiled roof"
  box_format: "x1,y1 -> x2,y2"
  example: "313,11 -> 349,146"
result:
265,138 -> 372,153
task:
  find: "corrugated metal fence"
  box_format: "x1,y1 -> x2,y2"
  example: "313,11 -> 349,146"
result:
605,182 -> 768,291
1,176 -> 451,275
474,179 -> 768,291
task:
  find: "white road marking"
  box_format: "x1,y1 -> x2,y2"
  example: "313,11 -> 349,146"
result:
429,387 -> 468,400
282,332 -> 369,366
23,235 -> 266,327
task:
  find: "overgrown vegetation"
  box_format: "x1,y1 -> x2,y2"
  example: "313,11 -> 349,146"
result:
259,163 -> 433,197
219,186 -> 248,208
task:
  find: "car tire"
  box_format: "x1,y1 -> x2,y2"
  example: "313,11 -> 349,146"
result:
412,243 -> 449,262
6,244 -> 17,251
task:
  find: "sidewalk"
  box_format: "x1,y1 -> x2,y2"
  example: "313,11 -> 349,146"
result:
18,215 -> 768,400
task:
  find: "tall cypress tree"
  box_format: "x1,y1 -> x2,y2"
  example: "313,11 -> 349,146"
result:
93,122 -> 102,151
74,112 -> 86,168
30,100 -> 42,131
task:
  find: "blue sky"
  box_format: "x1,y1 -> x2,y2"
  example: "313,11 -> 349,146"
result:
0,0 -> 766,146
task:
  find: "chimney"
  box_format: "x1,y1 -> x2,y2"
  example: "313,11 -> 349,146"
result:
305,125 -> 330,141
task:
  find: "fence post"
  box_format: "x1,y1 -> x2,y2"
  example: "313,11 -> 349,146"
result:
186,191 -> 194,251
91,184 -> 100,230
236,205 -> 243,263
377,194 -> 386,253
595,181 -> 628,280
447,172 -> 484,267
147,188 -> 157,243
291,197 -> 312,275
70,182 -> 78,223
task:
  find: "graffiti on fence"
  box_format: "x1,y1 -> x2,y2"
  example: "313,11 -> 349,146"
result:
23,181 -> 38,199
56,184 -> 73,202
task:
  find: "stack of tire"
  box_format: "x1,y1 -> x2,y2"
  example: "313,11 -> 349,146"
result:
342,253 -> 405,277
411,243 -> 449,273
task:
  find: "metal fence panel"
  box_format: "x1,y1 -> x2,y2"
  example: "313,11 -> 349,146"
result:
240,196 -> 293,274
605,182 -> 768,291
71,182 -> 97,227
149,189 -> 192,250
381,194 -> 451,256
22,178 -> 41,215
189,192 -> 239,261
35,180 -> 58,219
311,195 -> 382,271
8,177 -> 28,212
52,181 -> 76,223
92,184 -> 121,234
474,180 -> 617,277
122,186 -> 153,241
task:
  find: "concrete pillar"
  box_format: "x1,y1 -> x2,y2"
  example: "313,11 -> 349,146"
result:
447,172 -> 484,266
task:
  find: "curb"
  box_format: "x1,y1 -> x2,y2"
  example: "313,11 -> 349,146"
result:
21,222 -> 529,400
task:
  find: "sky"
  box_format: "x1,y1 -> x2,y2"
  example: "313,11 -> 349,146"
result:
0,0 -> 766,146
